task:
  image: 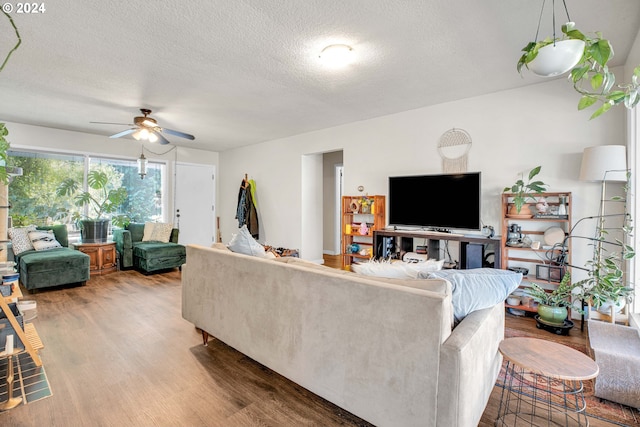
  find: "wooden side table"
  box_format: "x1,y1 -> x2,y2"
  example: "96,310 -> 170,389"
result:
496,337 -> 599,427
72,241 -> 117,276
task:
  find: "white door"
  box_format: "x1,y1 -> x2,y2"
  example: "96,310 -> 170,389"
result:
175,162 -> 216,246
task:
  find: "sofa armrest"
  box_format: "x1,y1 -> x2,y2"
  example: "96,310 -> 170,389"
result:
437,303 -> 505,427
113,229 -> 133,268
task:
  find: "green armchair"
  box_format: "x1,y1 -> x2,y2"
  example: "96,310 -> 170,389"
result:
14,225 -> 90,292
113,223 -> 186,274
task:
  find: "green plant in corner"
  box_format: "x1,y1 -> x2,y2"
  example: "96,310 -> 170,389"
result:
572,177 -> 635,312
518,22 -> 640,120
56,170 -> 129,227
503,165 -> 548,214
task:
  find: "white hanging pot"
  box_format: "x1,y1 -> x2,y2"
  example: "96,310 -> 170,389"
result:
528,39 -> 585,77
596,297 -> 626,315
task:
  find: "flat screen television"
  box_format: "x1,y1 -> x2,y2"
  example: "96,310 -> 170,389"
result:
388,172 -> 481,231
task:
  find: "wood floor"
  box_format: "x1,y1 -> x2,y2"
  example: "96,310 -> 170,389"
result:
0,258 -> 624,426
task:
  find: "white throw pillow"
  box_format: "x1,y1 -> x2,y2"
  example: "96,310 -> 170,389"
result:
28,230 -> 62,251
142,222 -> 173,243
149,223 -> 173,243
351,259 -> 444,279
228,225 -> 265,257
142,222 -> 156,241
8,225 -> 37,255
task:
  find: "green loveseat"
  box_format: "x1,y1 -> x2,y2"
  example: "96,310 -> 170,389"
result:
113,223 -> 186,274
15,225 -> 91,292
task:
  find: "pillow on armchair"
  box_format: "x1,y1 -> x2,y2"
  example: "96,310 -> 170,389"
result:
142,222 -> 173,243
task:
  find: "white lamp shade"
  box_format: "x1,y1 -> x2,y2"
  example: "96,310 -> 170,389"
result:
528,39 -> 585,77
579,145 -> 627,182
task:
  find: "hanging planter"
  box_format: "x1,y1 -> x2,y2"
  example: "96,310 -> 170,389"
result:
517,0 -> 640,119
527,39 -> 585,77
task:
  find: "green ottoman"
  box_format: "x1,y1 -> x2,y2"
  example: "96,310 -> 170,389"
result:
132,241 -> 186,274
18,248 -> 90,291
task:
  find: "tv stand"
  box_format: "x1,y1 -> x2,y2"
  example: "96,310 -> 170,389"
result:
373,229 -> 501,269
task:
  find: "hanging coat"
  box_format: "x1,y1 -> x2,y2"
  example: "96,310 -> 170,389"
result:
236,179 -> 259,239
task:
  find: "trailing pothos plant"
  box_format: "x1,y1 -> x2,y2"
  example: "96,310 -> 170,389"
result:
518,22 -> 640,120
0,123 -> 12,185
1,10 -> 21,72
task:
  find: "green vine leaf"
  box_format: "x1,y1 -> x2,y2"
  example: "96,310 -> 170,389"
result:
578,95 -> 597,110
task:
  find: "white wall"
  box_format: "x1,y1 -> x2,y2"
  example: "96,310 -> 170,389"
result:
2,121 -> 219,225
218,72 -> 626,279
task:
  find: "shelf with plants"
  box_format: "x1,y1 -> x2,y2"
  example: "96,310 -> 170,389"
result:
341,195 -> 385,270
500,192 -> 572,314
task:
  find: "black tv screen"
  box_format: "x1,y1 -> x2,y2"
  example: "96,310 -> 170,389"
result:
388,172 -> 481,231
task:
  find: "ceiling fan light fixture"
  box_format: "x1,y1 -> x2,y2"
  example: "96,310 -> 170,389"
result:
132,130 -> 142,140
319,44 -> 354,68
148,132 -> 158,143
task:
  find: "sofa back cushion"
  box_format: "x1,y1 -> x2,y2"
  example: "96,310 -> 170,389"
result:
127,223 -> 146,243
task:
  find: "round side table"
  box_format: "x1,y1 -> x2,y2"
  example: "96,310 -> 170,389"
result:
496,337 -> 599,427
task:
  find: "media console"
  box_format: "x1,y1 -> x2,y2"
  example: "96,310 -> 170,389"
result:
373,229 -> 501,269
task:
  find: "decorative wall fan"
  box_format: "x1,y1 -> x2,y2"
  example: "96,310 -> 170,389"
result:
91,108 -> 195,145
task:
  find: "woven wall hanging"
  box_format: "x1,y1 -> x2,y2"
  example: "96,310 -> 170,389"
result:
437,128 -> 472,173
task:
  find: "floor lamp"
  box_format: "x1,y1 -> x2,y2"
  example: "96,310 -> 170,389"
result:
579,145 -> 628,321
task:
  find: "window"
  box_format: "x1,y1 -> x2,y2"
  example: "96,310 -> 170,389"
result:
8,150 -> 166,228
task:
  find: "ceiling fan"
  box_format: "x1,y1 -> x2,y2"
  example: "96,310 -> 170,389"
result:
91,108 -> 195,145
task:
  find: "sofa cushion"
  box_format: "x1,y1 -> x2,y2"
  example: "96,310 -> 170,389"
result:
228,225 -> 265,257
127,223 -> 145,243
28,230 -> 62,251
424,268 -> 521,323
8,225 -> 37,255
19,247 -> 89,273
133,241 -> 186,259
351,259 -> 444,279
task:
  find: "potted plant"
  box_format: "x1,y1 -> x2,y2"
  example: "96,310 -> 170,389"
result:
518,22 -> 640,119
503,165 -> 548,217
56,170 -> 128,243
573,205 -> 635,316
527,271 -> 581,326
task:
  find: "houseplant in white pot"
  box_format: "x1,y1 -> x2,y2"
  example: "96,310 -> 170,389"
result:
518,22 -> 640,119
56,170 -> 128,242
503,165 -> 548,217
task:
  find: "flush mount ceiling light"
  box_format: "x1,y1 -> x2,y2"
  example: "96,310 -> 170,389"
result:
319,44 -> 354,68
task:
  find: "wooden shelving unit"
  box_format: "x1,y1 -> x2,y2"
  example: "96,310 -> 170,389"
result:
1,284 -> 43,366
501,192 -> 572,314
341,195 -> 385,270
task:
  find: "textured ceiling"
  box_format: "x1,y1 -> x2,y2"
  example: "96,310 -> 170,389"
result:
1,0 -> 639,152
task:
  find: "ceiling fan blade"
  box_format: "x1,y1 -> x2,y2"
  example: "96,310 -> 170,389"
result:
153,131 -> 171,145
91,121 -> 133,126
162,127 -> 195,140
109,128 -> 137,139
